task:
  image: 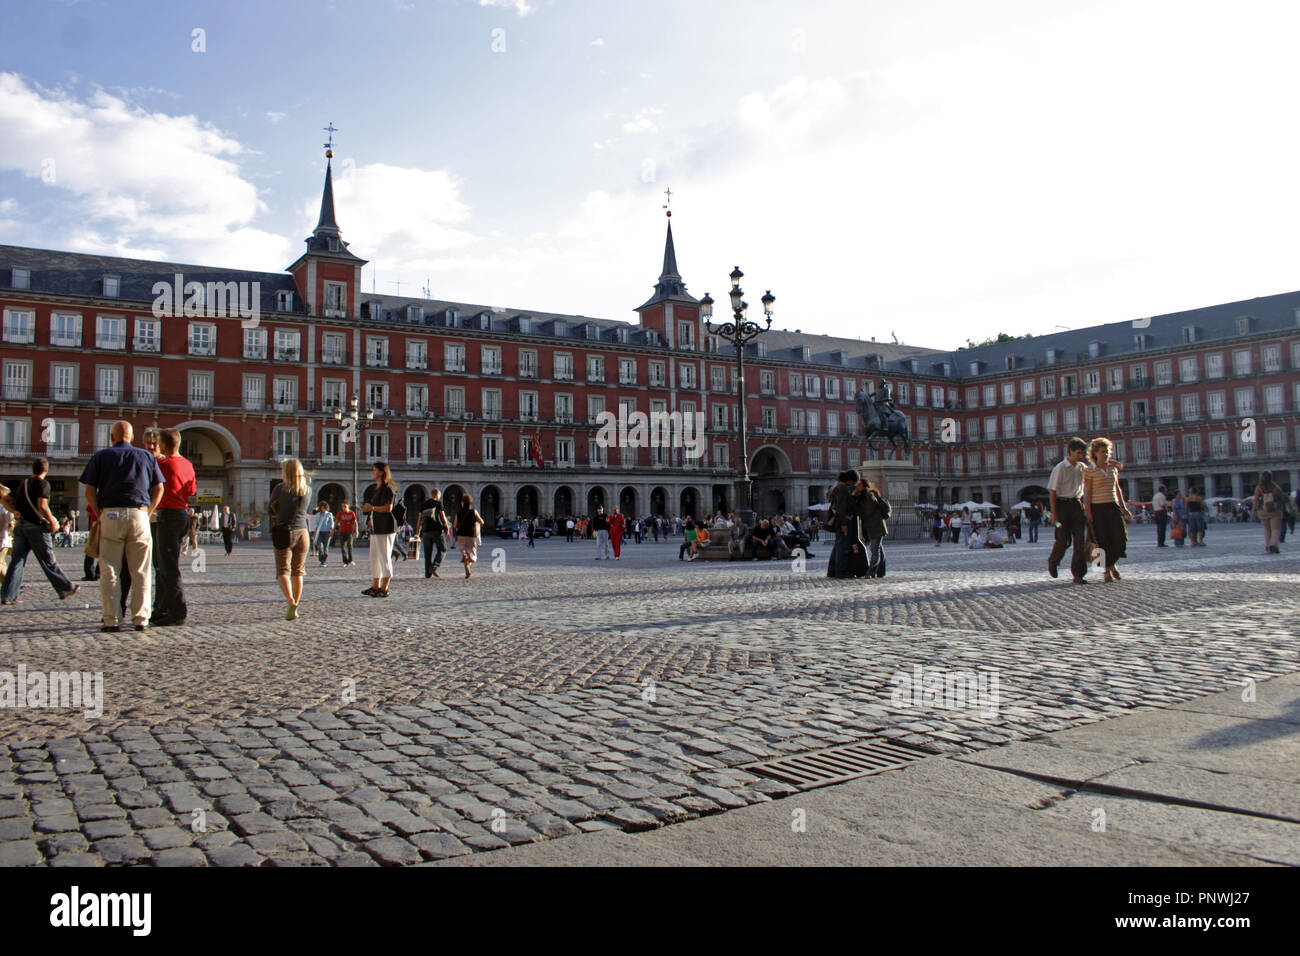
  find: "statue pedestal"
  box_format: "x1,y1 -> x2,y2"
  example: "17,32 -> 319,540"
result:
857,458 -> 915,507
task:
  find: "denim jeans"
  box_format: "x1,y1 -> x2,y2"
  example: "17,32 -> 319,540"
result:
421,533 -> 445,576
339,533 -> 354,564
866,536 -> 885,576
831,529 -> 854,577
315,534 -> 329,564
2,522 -> 75,602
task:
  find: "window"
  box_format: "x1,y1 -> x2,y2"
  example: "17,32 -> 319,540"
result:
620,358 -> 638,385
1266,427 -> 1285,456
482,346 -> 502,375
1183,434 -> 1202,459
367,382 -> 388,411
827,448 -> 841,471
1001,382 -> 1015,404
1043,409 -> 1057,434
711,402 -> 728,429
1205,353 -> 1224,378
1209,432 -> 1228,457
1023,447 -> 1038,471
758,370 -> 775,395
1157,436 -> 1175,461
1204,391 -> 1225,419
134,369 -> 158,405
1179,356 -> 1198,382
50,312 -> 81,346
274,428 -> 299,459
713,443 -> 730,469
102,276 -> 120,298
554,393 -> 573,423
982,384 -> 996,406
52,364 -> 76,402
1155,397 -> 1173,423
1107,367 -> 1123,391
677,322 -> 695,350
134,318 -> 159,352
519,349 -> 538,378
188,323 -> 215,356
554,352 -> 573,380
243,375 -> 265,411
680,364 -> 697,389
895,382 -> 909,404
1232,349 -> 1252,376
274,329 -> 300,362
11,268 -> 30,290
366,336 -> 389,367
407,433 -> 426,464
273,376 -> 297,412
1234,388 -> 1254,415
322,431 -> 342,461
826,377 -> 840,400
1262,344 -> 1282,373
710,366 -> 726,392
649,361 -> 666,386
96,367 -> 121,404
1020,379 -> 1035,401
94,422 -> 113,450
586,355 -> 605,382
555,437 -> 573,467
1133,438 -> 1150,464
1040,377 -> 1055,399
407,384 -> 428,415
1061,374 -> 1078,397
1131,399 -> 1149,425
276,290 -> 294,312
189,371 -> 213,408
1264,383 -> 1284,414
762,407 -> 777,431
366,431 -> 387,460
241,328 -> 266,359
1022,412 -> 1037,436
808,447 -> 822,472
445,343 -> 466,372
96,315 -> 126,349
789,373 -> 803,397
49,421 -> 78,457
406,340 -> 428,370
1181,393 -> 1199,421
519,391 -> 538,421
1129,364 -> 1146,387
445,434 -> 465,465
826,412 -> 839,437
1108,402 -> 1123,426
1293,342 -> 1300,370
791,409 -> 805,433
1085,405 -> 1101,430
1002,414 -> 1016,438
322,333 -> 346,365
1083,371 -> 1100,394
2,308 -> 35,343
587,438 -> 606,468
966,418 -> 979,441
323,282 -> 346,316
321,380 -> 345,412
1003,448 -> 1017,471
807,410 -> 820,436
586,395 -> 605,424
1154,361 -> 1172,386
984,417 -> 997,440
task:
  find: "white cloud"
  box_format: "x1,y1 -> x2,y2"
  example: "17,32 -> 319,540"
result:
0,72 -> 290,269
478,0 -> 533,15
591,38 -> 604,47
621,107 -> 663,135
265,111 -> 286,123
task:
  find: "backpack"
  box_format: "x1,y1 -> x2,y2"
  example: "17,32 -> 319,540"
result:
392,500 -> 406,526
873,492 -> 891,520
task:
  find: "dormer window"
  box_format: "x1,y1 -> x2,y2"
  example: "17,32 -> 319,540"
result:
11,268 -> 30,290
1045,348 -> 1060,364
1088,340 -> 1103,358
1235,315 -> 1256,335
1133,333 -> 1150,351
1004,355 -> 1017,371
323,282 -> 346,317
445,308 -> 458,327
327,238 -> 340,253
517,317 -> 531,334
276,290 -> 294,312
102,276 -> 120,298
478,312 -> 491,330
755,341 -> 766,358
644,328 -> 658,346
407,305 -> 421,323
799,346 -> 811,362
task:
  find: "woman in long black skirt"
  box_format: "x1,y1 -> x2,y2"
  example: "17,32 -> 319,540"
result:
1084,437 -> 1129,582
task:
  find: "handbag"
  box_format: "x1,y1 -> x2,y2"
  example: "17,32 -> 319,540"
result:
1169,520 -> 1185,541
271,524 -> 291,550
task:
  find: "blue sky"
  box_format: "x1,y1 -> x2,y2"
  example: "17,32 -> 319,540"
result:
3,0 -> 1300,348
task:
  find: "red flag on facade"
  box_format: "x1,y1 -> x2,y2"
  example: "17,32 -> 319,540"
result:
530,434 -> 545,469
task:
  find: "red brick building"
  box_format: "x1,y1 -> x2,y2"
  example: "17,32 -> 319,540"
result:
2,159 -> 1297,526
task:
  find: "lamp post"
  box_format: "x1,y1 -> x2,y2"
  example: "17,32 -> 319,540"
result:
334,394 -> 374,508
701,267 -> 774,525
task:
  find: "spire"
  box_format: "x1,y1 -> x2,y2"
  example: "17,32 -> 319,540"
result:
661,217 -> 679,280
636,207 -> 696,309
314,159 -> 341,238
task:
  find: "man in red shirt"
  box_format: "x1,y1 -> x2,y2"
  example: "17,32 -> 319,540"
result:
336,501 -> 358,567
153,428 -> 196,625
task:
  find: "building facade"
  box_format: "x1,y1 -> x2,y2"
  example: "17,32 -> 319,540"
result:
2,160 -> 1298,525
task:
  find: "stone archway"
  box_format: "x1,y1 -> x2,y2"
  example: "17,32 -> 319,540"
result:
586,487 -> 606,515
317,482 -> 348,514
480,485 -> 503,526
402,483 -> 428,521
516,485 -> 540,518
1017,484 -> 1050,506
749,444 -> 792,518
443,484 -> 466,524
619,486 -> 637,517
553,485 -> 574,517
679,487 -> 699,518
175,420 -> 243,465
650,487 -> 667,517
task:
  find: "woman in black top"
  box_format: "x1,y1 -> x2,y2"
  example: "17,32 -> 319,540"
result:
454,494 -> 484,578
269,458 -> 311,620
361,462 -> 397,596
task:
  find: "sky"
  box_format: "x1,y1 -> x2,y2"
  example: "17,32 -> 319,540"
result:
2,0 -> 1300,349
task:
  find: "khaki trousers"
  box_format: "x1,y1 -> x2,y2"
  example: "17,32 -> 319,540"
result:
98,508 -> 153,626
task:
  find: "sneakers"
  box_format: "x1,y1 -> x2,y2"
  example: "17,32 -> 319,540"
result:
431,568 -> 439,578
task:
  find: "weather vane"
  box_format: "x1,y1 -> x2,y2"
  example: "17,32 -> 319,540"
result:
323,122 -> 338,158
663,186 -> 672,218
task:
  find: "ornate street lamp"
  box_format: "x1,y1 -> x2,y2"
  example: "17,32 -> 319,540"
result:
334,394 -> 375,507
702,267 -> 774,524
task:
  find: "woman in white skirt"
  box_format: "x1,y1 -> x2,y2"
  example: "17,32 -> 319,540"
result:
361,462 -> 397,597
454,493 -> 484,579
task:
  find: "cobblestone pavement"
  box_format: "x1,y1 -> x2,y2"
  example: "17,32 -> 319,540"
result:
0,523 -> 1295,866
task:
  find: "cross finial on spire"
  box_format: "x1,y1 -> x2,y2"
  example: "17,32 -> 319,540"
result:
323,122 -> 338,157
662,186 -> 673,217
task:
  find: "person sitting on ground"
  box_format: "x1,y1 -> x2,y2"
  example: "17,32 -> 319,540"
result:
967,528 -> 984,549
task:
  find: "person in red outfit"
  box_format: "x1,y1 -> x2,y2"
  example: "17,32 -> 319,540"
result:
609,508 -> 626,560
152,428 -> 197,625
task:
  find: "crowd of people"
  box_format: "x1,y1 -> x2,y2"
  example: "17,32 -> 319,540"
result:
0,422 -> 1294,628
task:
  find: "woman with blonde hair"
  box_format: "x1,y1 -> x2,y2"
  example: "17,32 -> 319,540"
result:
361,461 -> 397,596
269,457 -> 311,619
1083,437 -> 1129,582
454,493 -> 484,578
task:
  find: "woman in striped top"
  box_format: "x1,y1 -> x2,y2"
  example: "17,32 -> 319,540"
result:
1084,437 -> 1130,582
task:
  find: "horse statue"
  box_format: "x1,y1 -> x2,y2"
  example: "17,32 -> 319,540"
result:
857,387 -> 911,459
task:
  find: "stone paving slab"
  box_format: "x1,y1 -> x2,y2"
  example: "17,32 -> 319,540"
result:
0,525 -> 1296,865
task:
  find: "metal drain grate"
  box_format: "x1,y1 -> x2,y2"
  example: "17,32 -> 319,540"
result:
744,739 -> 932,790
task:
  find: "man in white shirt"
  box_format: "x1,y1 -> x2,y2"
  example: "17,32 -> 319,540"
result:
1048,438 -> 1090,583
1151,485 -> 1169,547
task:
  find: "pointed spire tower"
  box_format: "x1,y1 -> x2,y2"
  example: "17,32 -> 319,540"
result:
287,126 -> 367,317
636,195 -> 700,348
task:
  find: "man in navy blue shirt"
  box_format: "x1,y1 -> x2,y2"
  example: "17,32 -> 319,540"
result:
80,421 -> 164,632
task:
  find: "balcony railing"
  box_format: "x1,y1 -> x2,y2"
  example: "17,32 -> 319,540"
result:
321,351 -> 346,365
275,348 -> 301,362
244,346 -> 267,359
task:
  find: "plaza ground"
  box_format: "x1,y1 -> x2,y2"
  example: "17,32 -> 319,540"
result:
0,522 -> 1296,865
